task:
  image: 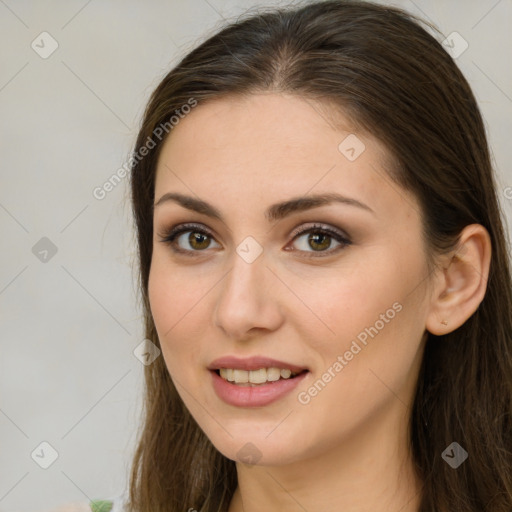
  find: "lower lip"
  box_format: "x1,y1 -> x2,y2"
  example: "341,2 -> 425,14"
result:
210,370 -> 309,407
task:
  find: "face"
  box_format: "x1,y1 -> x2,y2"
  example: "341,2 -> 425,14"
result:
148,92 -> 432,467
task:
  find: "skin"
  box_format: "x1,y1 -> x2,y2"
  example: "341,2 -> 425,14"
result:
148,92 -> 491,512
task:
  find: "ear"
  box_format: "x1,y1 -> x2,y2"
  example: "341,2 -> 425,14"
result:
425,224 -> 492,335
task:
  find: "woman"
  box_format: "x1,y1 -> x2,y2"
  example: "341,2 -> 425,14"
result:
86,0 -> 511,510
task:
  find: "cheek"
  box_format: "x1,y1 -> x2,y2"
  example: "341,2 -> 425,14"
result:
148,253 -> 205,332
290,259 -> 427,441
148,260 -> 175,336
148,258 -> 197,367
148,254 -> 223,382
302,248 -> 427,378
297,256 -> 408,343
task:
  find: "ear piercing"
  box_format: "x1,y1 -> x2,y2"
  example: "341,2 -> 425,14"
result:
441,319 -> 448,326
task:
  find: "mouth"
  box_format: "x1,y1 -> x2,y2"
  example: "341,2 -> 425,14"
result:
211,367 -> 309,386
208,355 -> 309,386
209,362 -> 310,407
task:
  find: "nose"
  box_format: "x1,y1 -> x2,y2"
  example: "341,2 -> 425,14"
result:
214,249 -> 284,341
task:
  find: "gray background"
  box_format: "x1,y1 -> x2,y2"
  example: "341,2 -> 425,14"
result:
0,0 -> 510,510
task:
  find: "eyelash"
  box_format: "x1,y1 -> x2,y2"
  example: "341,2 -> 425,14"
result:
157,222 -> 352,258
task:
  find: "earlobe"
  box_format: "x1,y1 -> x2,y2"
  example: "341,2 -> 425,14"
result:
425,224 -> 491,336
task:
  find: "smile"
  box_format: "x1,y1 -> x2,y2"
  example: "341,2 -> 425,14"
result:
218,367 -> 303,385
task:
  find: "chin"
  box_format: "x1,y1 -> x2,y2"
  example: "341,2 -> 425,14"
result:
203,427 -> 304,467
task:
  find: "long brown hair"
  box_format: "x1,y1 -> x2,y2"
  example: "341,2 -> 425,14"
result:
127,1 -> 512,510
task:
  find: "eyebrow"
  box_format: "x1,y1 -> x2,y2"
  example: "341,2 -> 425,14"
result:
153,191 -> 375,222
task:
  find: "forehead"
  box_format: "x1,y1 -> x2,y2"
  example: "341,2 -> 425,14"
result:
154,93 -> 412,221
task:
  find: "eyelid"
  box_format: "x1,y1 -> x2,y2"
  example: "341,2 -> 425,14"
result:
157,221 -> 351,257
289,222 -> 348,241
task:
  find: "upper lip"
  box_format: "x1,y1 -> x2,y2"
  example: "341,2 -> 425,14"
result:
208,356 -> 308,373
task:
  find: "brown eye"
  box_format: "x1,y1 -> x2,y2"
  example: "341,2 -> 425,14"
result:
288,223 -> 351,257
299,232 -> 333,251
158,224 -> 220,255
185,231 -> 212,250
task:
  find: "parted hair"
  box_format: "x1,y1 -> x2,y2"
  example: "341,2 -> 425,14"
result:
127,1 -> 512,511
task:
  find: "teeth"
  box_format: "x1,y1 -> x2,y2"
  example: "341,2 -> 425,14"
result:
267,368 -> 281,381
233,369 -> 249,383
280,369 -> 292,379
249,368 -> 267,384
218,367 -> 300,384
